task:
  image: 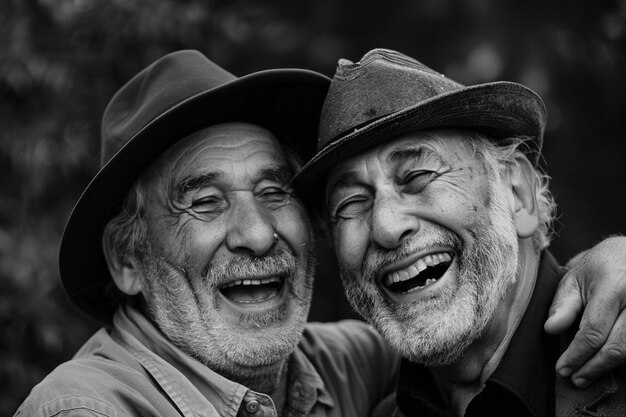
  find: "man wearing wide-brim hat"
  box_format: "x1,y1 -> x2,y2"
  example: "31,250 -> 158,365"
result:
15,50 -> 403,417
14,48 -> 626,417
295,48 -> 626,416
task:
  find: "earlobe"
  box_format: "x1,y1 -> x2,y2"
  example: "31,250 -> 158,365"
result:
102,237 -> 144,296
515,207 -> 539,238
508,155 -> 540,238
111,264 -> 144,295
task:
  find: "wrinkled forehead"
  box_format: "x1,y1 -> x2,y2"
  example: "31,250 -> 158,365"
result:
328,129 -> 474,180
145,122 -> 289,185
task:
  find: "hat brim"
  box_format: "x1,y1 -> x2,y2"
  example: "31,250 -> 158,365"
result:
294,81 -> 546,192
60,68 -> 330,323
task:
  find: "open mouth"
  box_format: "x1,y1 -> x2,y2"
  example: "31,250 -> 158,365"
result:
219,276 -> 285,304
383,252 -> 453,294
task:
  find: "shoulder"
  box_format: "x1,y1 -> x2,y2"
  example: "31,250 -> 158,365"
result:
14,330 -> 156,417
555,370 -> 626,417
300,321 -> 401,416
301,321 -> 400,382
300,319 -> 398,366
15,359 -> 131,417
301,319 -> 387,352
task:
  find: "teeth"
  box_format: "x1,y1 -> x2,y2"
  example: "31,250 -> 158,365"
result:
384,252 -> 452,287
224,279 -> 243,288
416,259 -> 427,272
222,277 -> 281,288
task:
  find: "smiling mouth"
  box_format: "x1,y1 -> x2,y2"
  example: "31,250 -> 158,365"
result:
383,252 -> 453,294
219,276 -> 285,304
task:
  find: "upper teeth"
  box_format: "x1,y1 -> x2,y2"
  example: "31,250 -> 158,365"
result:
385,252 -> 451,287
222,277 -> 281,288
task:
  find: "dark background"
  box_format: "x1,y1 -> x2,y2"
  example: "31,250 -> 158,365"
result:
1,0 -> 625,414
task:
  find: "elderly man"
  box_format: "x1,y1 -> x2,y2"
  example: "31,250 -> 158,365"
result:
294,49 -> 626,416
15,50 -> 626,417
16,51 -> 399,417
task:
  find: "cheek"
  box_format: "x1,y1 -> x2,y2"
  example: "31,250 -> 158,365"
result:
332,220 -> 369,273
274,205 -> 311,256
164,220 -> 225,267
421,182 -> 491,234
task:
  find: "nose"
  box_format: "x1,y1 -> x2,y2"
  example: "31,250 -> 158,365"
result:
370,195 -> 420,249
226,195 -> 276,256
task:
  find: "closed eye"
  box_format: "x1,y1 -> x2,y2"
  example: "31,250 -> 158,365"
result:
191,195 -> 226,213
258,187 -> 291,204
332,195 -> 373,221
399,170 -> 438,193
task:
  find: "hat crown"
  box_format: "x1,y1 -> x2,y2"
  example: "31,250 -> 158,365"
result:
319,49 -> 464,150
101,50 -> 236,166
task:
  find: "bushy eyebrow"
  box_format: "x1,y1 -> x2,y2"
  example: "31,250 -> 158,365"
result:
176,171 -> 222,194
387,146 -> 442,166
175,165 -> 292,196
325,170 -> 362,202
256,165 -> 293,186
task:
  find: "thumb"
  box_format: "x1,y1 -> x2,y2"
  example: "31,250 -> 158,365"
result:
544,269 -> 583,335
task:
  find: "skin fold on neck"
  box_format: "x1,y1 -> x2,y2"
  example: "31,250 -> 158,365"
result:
430,238 -> 540,416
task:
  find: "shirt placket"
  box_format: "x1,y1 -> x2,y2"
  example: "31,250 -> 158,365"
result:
237,390 -> 277,417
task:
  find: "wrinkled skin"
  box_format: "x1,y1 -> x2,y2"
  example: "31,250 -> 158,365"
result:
106,123 -> 315,394
326,131 -> 524,367
545,236 -> 626,387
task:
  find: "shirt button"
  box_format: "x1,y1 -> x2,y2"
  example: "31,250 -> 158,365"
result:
245,400 -> 260,414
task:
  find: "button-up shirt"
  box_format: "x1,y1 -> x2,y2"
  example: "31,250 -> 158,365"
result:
396,251 -> 565,417
16,305 -> 400,417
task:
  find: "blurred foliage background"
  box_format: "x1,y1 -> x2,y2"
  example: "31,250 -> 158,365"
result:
1,0 -> 625,414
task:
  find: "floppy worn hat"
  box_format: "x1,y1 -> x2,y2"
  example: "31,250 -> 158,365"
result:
59,50 -> 330,323
294,48 -> 547,189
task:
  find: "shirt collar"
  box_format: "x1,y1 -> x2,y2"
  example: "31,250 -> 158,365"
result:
488,251 -> 564,416
397,251 -> 565,417
112,304 -> 334,416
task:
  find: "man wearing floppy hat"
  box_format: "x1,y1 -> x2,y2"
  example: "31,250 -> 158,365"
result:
295,48 -> 626,416
15,49 -> 626,417
15,50 -> 401,417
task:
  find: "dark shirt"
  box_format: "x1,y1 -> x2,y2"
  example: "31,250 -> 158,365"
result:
396,251 -> 565,417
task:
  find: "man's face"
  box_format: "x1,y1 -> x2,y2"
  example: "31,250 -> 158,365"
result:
137,123 -> 314,376
325,130 -> 520,366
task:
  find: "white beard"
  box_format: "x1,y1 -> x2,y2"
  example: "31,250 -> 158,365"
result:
340,181 -> 520,366
138,244 -> 315,381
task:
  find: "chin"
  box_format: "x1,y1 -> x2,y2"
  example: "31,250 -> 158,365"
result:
227,310 -> 309,367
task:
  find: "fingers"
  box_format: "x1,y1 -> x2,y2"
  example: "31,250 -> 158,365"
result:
548,236 -> 626,384
554,293 -> 621,381
567,309 -> 626,387
544,269 -> 583,335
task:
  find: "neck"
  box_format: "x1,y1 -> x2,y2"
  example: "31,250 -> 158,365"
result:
222,358 -> 289,413
226,357 -> 288,392
431,240 -> 540,416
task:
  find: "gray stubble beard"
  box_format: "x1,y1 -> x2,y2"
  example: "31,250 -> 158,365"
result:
339,184 -> 520,367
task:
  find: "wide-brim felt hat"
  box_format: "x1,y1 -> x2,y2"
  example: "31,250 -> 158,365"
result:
59,50 -> 330,323
294,48 -> 547,190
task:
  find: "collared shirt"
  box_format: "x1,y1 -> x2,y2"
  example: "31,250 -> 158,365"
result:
16,305 -> 400,417
396,251 -> 565,417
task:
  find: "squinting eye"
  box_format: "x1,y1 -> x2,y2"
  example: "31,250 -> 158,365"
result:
191,196 -> 226,214
333,197 -> 372,220
258,187 -> 290,204
401,171 -> 437,193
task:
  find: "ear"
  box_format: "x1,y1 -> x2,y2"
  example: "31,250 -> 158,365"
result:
102,236 -> 144,296
506,154 -> 540,238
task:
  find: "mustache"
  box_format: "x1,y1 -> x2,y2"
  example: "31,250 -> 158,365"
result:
201,246 -> 298,286
361,229 -> 462,279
